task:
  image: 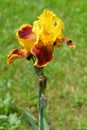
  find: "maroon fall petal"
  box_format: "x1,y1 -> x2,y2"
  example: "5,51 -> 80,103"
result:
31,44 -> 54,67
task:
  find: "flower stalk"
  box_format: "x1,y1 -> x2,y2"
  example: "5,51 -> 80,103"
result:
34,67 -> 47,130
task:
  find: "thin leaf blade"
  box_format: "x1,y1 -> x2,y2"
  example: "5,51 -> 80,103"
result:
22,109 -> 38,130
43,118 -> 50,130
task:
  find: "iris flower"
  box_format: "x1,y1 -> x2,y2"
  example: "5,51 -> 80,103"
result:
7,9 -> 75,67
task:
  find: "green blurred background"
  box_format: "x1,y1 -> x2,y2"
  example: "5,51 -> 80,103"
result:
0,0 -> 87,129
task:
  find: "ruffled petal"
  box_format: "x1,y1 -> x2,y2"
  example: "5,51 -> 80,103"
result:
7,49 -> 30,64
31,42 -> 54,67
16,24 -> 36,50
32,9 -> 64,45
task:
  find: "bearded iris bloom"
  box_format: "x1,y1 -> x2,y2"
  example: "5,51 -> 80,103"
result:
7,9 -> 75,67
7,9 -> 76,130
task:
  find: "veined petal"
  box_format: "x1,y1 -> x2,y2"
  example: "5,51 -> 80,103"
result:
31,42 -> 54,67
16,24 -> 36,50
7,49 -> 30,64
32,9 -> 64,45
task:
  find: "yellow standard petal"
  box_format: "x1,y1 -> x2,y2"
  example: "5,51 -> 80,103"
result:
32,9 -> 64,45
16,24 -> 36,51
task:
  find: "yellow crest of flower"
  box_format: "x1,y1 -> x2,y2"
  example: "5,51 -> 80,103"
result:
32,9 -> 64,45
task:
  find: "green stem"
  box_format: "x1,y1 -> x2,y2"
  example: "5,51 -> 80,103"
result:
38,82 -> 43,130
34,67 -> 46,130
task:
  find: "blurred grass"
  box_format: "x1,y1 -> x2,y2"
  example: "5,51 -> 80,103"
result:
0,0 -> 87,129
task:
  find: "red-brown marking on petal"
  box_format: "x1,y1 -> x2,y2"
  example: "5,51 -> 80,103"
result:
18,25 -> 35,39
11,49 -> 27,56
55,38 -> 76,48
56,38 -> 67,43
54,38 -> 67,47
67,40 -> 76,48
67,40 -> 72,46
7,49 -> 30,64
31,44 -> 54,67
